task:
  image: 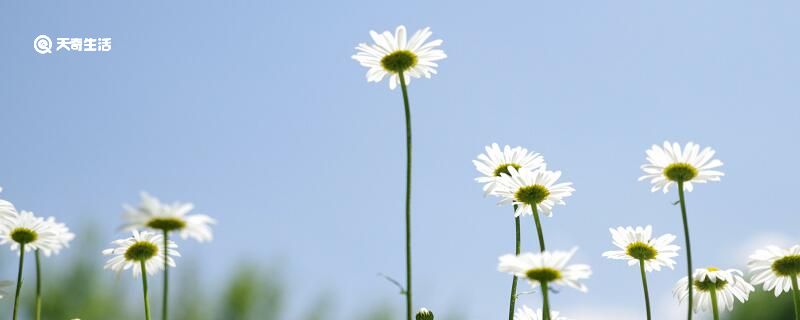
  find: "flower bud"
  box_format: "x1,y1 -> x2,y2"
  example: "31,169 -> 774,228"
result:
416,308 -> 434,320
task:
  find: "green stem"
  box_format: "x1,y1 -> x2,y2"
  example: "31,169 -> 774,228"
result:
709,286 -> 720,320
398,70 -> 413,320
35,249 -> 42,320
541,281 -> 551,320
531,205 -> 546,252
141,261 -> 151,320
638,259 -> 652,320
162,231 -> 169,320
677,180 -> 693,320
12,244 -> 25,320
508,211 -> 521,320
791,275 -> 800,320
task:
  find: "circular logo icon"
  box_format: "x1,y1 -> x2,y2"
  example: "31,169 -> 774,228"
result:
34,35 -> 52,54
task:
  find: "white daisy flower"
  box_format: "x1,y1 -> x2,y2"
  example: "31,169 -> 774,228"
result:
498,248 -> 592,292
514,305 -> 569,320
38,216 -> 75,257
122,192 -> 215,242
602,225 -> 680,272
352,25 -> 447,90
0,280 -> 12,299
674,267 -> 754,313
494,167 -> 575,218
102,230 -> 180,277
473,143 -> 545,196
0,211 -> 62,255
748,245 -> 800,297
639,141 -> 724,193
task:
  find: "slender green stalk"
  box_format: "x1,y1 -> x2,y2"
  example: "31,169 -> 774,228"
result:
508,210 -> 521,320
791,275 -> 800,320
531,205 -> 546,252
162,230 -> 169,320
709,286 -> 720,320
35,250 -> 42,320
141,261 -> 151,320
398,70 -> 413,320
677,180 -> 693,320
541,281 -> 551,320
638,259 -> 652,320
12,244 -> 25,320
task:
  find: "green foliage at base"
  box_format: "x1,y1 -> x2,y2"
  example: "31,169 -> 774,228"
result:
727,289 -> 794,320
3,225 -> 462,320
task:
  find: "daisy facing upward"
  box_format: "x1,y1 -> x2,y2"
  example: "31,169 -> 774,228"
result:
674,267 -> 754,320
603,225 -> 680,320
473,143 -> 545,320
748,245 -> 800,319
498,248 -> 591,320
122,192 -> 214,320
0,211 -> 63,320
352,25 -> 446,90
473,143 -> 545,196
103,230 -> 180,320
640,141 -> 724,320
494,167 -> 574,252
353,25 -> 446,320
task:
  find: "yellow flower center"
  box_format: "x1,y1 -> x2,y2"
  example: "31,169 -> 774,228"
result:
493,163 -> 521,177
515,185 -> 550,206
525,267 -> 562,283
381,50 -> 417,73
663,163 -> 698,182
10,228 -> 37,244
124,241 -> 159,261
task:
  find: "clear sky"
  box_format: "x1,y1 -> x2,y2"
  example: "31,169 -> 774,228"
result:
2,1 -> 800,319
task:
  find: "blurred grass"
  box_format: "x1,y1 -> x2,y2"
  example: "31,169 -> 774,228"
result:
727,288 -> 795,320
12,226 -> 797,320
11,226 -> 410,320
17,227 -> 797,320
11,225 -> 795,320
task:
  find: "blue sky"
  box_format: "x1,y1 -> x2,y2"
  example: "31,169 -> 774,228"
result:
2,1 -> 800,319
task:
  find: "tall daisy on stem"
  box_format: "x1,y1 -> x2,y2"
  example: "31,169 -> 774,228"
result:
353,25 -> 446,320
103,230 -> 179,320
498,248 -> 591,320
640,141 -> 723,320
121,192 -> 215,320
748,245 -> 800,319
0,211 -> 60,320
494,167 -> 574,252
602,225 -> 680,320
473,143 -> 545,320
674,267 -> 753,320
33,217 -> 74,320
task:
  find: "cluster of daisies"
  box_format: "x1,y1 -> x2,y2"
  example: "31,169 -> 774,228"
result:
353,25 -> 800,320
0,189 -> 214,320
474,144 -> 585,320
0,187 -> 75,320
474,142 -> 800,320
104,192 -> 215,320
